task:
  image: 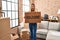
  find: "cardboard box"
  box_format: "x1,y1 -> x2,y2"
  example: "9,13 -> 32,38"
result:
0,32 -> 11,40
22,31 -> 28,34
0,17 -> 11,40
20,37 -> 30,40
11,27 -> 18,34
0,18 -> 11,38
20,31 -> 30,40
25,12 -> 41,23
11,34 -> 19,40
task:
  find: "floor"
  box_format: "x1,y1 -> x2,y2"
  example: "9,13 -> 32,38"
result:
16,38 -> 45,40
37,38 -> 45,40
15,37 -> 45,40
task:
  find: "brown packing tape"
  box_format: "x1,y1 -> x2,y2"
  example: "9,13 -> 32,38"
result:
22,32 -> 29,35
22,31 -> 28,33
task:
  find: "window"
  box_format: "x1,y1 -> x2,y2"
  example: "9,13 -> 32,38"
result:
23,0 -> 30,17
2,0 -> 18,28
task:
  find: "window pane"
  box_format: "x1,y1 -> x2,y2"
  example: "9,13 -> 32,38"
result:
15,4 -> 18,10
15,0 -> 18,3
11,0 -> 15,2
12,20 -> 16,27
10,20 -> 13,28
12,12 -> 15,19
23,6 -> 30,12
7,0 -> 11,1
16,19 -> 18,26
8,12 -> 12,19
16,12 -> 18,18
12,3 -> 15,10
3,0 -> 7,1
2,13 -> 5,17
7,2 -> 11,10
2,1 -> 7,10
23,0 -> 29,5
2,11 -> 7,17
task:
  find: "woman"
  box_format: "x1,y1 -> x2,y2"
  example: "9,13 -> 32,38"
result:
29,3 -> 37,40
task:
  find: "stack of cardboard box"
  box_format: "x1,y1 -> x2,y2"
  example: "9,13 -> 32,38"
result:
20,31 -> 30,40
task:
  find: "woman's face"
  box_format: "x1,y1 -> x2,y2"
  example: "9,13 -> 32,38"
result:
31,4 -> 35,11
